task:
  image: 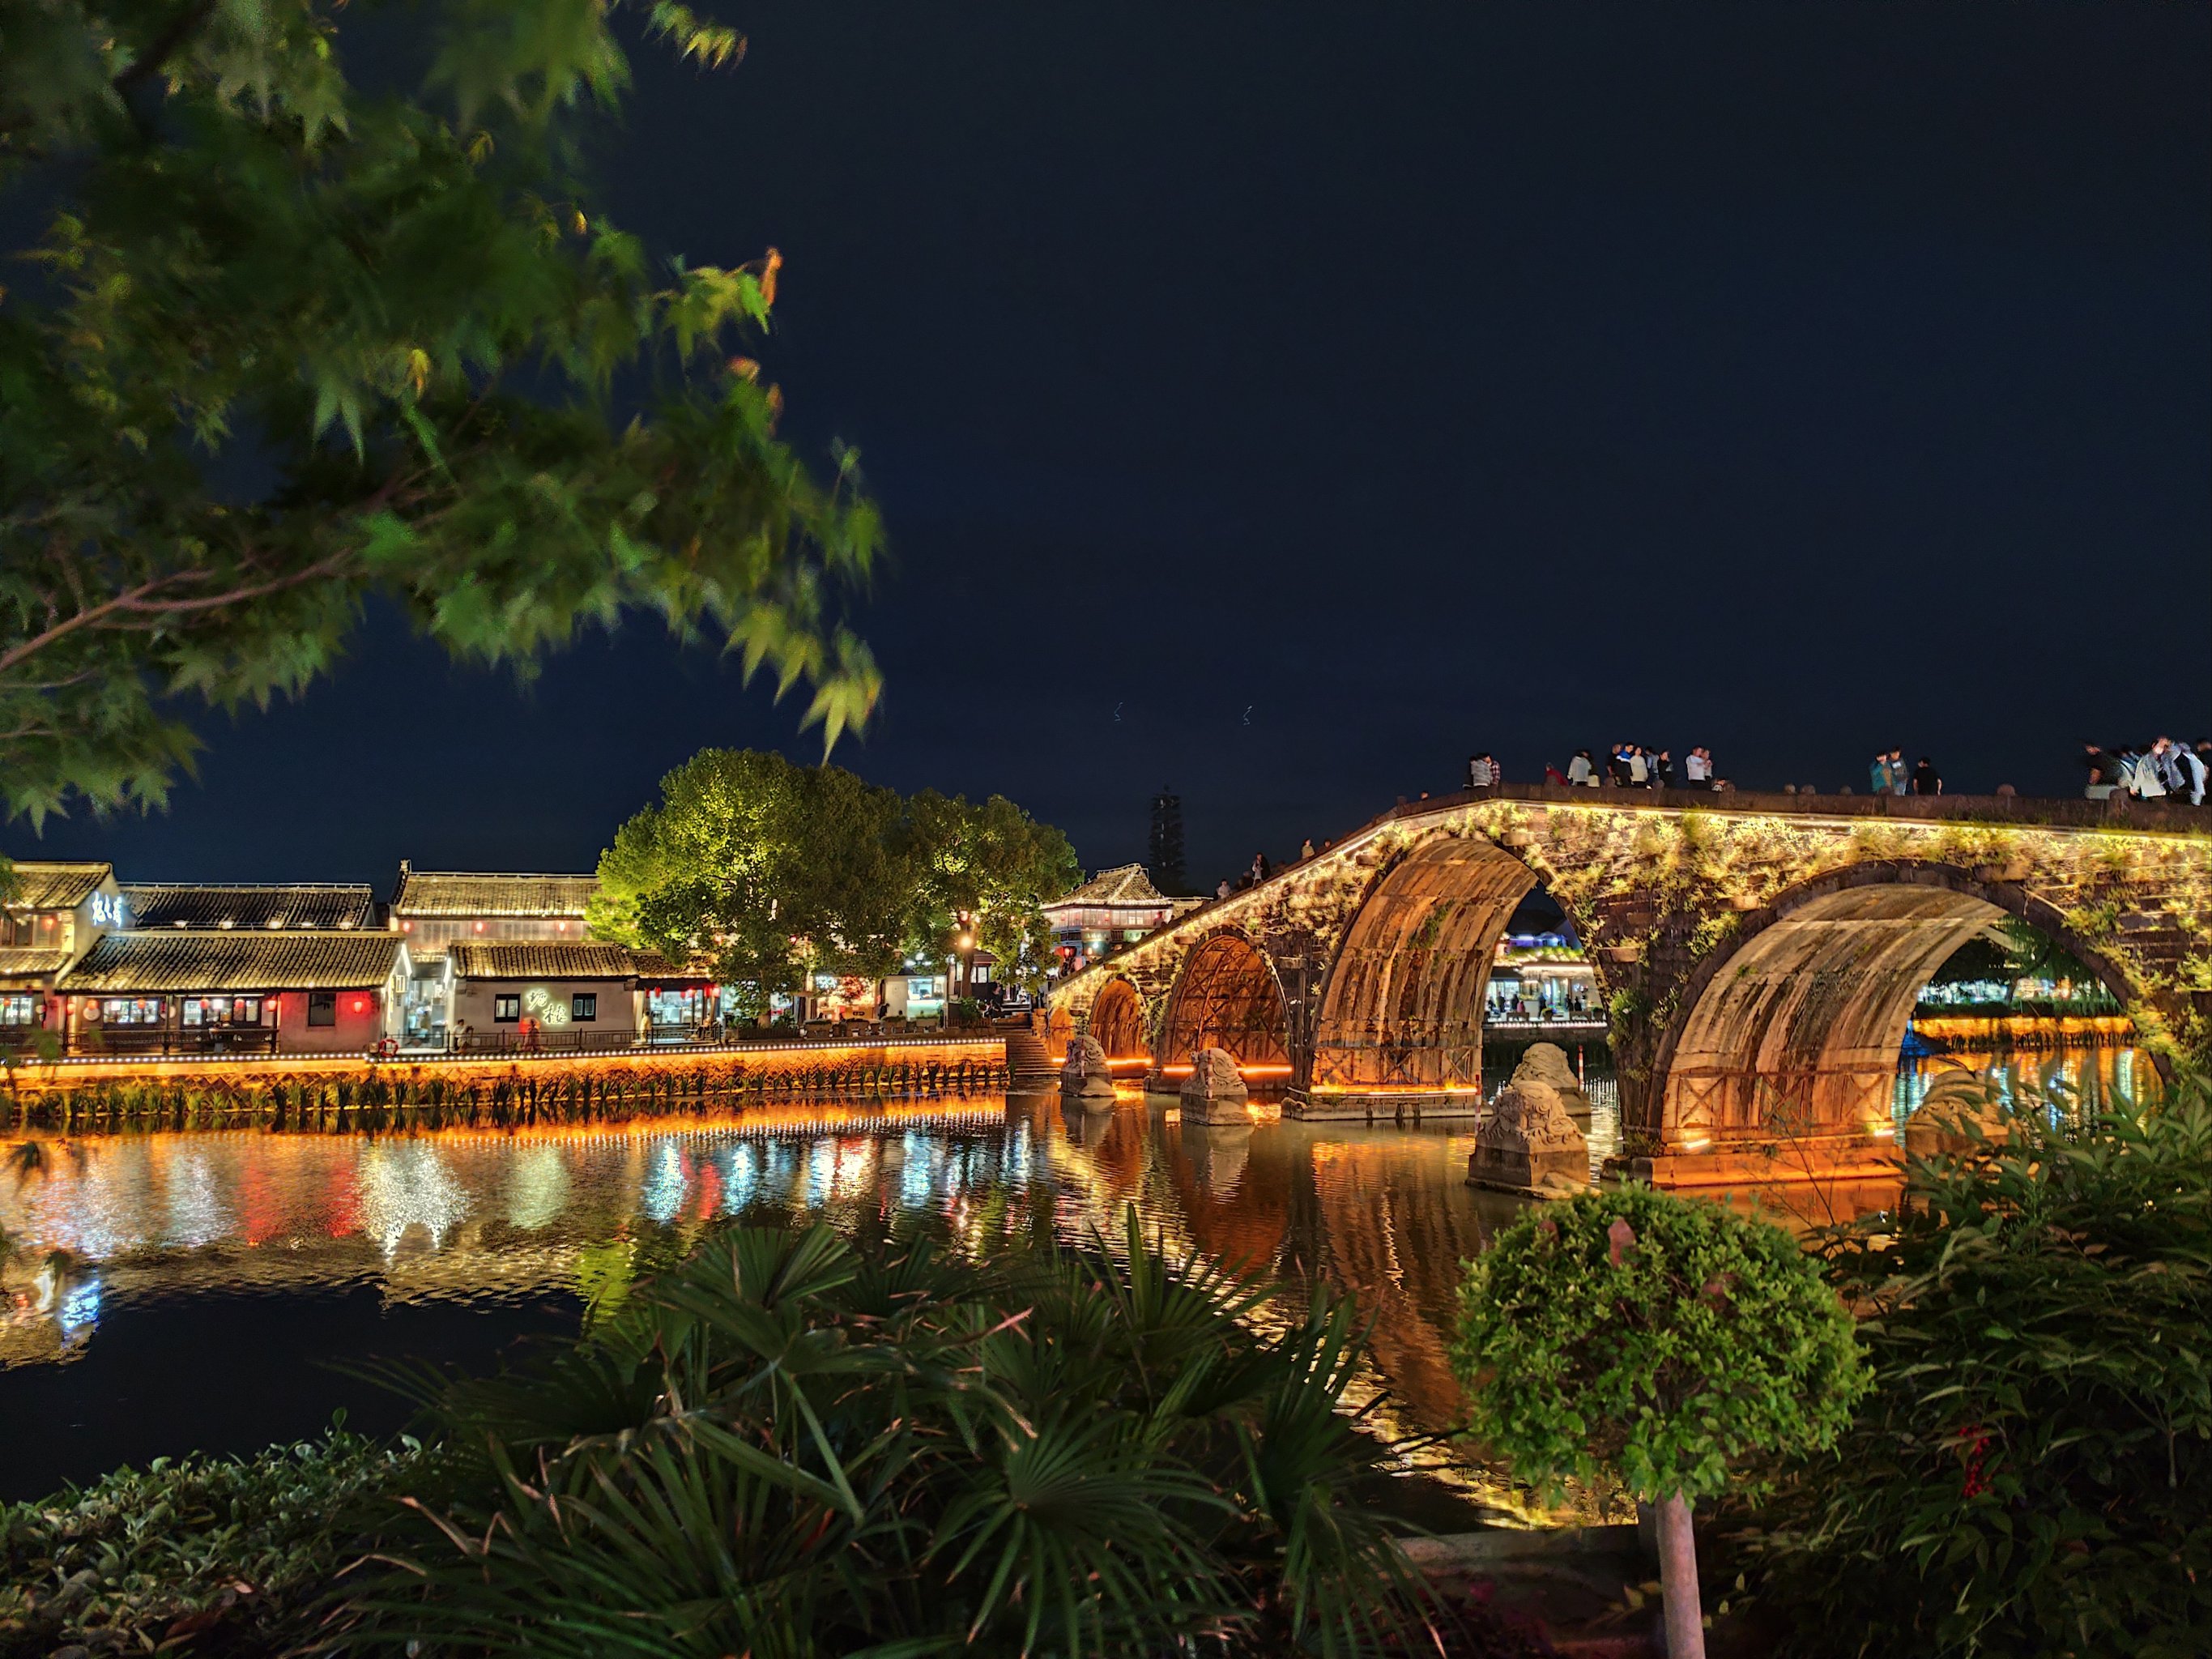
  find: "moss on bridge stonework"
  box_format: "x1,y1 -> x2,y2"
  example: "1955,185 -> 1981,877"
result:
1053,794 -> 2212,1149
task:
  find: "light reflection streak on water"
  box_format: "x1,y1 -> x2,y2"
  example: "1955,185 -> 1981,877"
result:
163,1149 -> 232,1251
506,1146 -> 570,1231
357,1142 -> 470,1257
642,1142 -> 688,1225
721,1143 -> 759,1213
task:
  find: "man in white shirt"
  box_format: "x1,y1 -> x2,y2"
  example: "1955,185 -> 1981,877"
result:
1684,748 -> 1711,786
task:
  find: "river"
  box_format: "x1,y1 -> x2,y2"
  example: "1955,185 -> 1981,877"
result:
0,1043 -> 2152,1514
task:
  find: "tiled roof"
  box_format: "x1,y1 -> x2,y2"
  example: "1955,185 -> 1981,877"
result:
122,882 -> 377,932
1046,863 -> 1172,908
59,931 -> 404,992
0,948 -> 74,980
446,941 -> 701,981
2,860 -> 113,911
390,867 -> 598,919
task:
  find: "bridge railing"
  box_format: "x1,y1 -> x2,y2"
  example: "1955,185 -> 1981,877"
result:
1410,782 -> 2210,835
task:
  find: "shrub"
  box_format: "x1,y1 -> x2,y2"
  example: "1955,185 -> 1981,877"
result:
1737,1073 -> 2212,1657
1453,1187 -> 1866,1658
342,1207 -> 1431,1655
0,1427 -> 407,1657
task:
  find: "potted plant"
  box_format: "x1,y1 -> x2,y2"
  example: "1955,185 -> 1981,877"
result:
1452,1187 -> 1867,1657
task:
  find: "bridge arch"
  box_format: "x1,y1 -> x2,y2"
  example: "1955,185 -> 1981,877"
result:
1155,928 -> 1291,1077
1647,860 -> 2141,1148
1309,834 -> 1545,1094
1086,975 -> 1150,1062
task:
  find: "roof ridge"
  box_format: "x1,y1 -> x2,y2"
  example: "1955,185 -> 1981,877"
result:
394,871 -> 592,885
121,880 -> 377,891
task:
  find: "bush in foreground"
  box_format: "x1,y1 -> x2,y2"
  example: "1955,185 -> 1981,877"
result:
0,1427 -> 405,1657
1453,1187 -> 1867,1659
1738,1075 -> 2212,1657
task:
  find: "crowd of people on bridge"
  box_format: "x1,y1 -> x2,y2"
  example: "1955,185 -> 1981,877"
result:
1459,738 -> 2212,807
1470,744 -> 1721,791
2085,738 -> 2210,805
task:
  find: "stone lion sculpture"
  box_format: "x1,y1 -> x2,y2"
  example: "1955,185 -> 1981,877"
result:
1059,1034 -> 1118,1098
1509,1042 -> 1594,1118
1178,1046 -> 1250,1124
1469,1078 -> 1588,1195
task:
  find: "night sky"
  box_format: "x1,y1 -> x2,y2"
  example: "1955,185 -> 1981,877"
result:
19,2 -> 2211,893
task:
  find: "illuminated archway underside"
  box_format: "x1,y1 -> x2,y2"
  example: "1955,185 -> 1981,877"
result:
1087,977 -> 1149,1064
1154,932 -> 1290,1078
1659,883 -> 2002,1144
1309,837 -> 1535,1102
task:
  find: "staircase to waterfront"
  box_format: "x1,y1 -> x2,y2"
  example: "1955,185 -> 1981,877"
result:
1001,1021 -> 1057,1084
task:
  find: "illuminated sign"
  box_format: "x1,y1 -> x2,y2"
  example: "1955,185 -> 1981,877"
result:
87,892 -> 128,928
521,985 -> 570,1026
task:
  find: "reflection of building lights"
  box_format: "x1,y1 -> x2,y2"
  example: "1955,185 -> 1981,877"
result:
505,1145 -> 570,1230
58,1273 -> 102,1335
720,1143 -> 760,1213
164,1150 -> 232,1249
899,1132 -> 936,1209
803,1138 -> 837,1209
357,1142 -> 471,1256
641,1142 -> 688,1224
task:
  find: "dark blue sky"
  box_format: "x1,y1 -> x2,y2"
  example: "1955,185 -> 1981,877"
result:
20,2 -> 2211,890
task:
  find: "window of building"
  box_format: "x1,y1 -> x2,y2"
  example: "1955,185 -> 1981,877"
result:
183,996 -> 265,1026
648,987 -> 702,1026
492,993 -> 521,1023
307,992 -> 337,1027
1,912 -> 31,947
100,997 -> 164,1025
571,992 -> 598,1021
1,993 -> 35,1025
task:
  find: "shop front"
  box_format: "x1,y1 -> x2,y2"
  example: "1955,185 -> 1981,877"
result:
54,931 -> 409,1056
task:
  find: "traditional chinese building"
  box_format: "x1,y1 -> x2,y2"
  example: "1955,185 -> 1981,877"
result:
1,860 -> 127,1047
53,929 -> 410,1056
1040,864 -> 1193,962
445,940 -> 709,1051
387,865 -> 599,1046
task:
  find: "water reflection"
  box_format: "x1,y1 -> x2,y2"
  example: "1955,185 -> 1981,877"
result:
0,1048 -> 2152,1517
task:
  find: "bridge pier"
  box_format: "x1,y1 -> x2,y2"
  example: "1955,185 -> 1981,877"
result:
1284,1085 -> 1485,1124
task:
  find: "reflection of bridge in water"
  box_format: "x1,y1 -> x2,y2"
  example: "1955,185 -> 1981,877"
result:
1051,785 -> 2211,1184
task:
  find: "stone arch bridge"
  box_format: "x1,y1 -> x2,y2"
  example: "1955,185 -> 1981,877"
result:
1048,786 -> 2212,1183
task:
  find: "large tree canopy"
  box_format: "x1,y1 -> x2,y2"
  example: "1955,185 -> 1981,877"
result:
587,748 -> 1077,1009
589,749 -> 908,1011
0,0 -> 880,824
899,787 -> 1080,991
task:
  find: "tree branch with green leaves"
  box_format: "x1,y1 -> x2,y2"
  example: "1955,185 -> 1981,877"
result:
1,0 -> 881,825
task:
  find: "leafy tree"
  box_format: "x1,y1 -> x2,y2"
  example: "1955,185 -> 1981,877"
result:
587,748 -> 906,1015
1453,1187 -> 1868,1659
900,787 -> 1080,993
1739,1073 -> 2212,1657
1,0 -> 881,825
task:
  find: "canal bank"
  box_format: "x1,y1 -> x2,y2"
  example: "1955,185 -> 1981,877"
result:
0,1032 -> 1009,1134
